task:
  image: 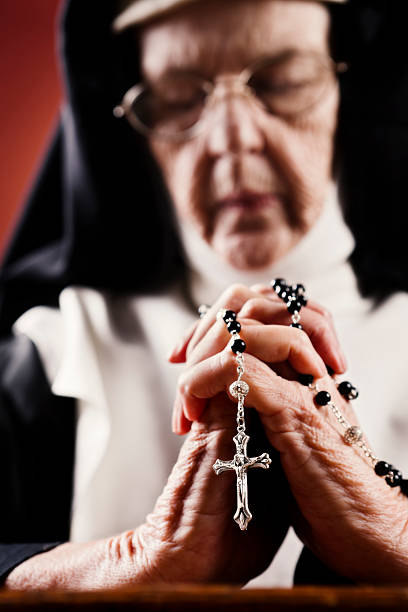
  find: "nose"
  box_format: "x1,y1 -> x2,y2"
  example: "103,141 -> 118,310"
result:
204,84 -> 265,157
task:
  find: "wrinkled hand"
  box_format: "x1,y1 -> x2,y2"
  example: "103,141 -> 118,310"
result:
136,394 -> 289,584
170,284 -> 408,583
5,374 -> 287,590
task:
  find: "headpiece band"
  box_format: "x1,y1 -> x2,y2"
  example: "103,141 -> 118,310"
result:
113,0 -> 347,32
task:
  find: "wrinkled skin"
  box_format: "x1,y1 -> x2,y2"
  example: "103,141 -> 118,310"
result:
142,0 -> 339,269
171,284 -> 408,583
5,409 -> 288,589
135,398 -> 288,584
8,283 -> 408,589
5,283 -> 339,591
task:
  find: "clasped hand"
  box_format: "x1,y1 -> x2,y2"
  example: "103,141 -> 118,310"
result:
7,283 -> 408,590
164,283 -> 408,584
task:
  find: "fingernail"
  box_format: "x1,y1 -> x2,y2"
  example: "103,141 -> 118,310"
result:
167,339 -> 184,362
315,354 -> 327,377
171,409 -> 179,434
184,397 -> 205,422
333,354 -> 347,374
171,395 -> 183,434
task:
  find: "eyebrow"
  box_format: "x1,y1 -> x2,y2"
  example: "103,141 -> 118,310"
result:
144,48 -> 322,83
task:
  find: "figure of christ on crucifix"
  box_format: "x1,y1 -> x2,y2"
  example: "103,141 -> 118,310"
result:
213,431 -> 272,531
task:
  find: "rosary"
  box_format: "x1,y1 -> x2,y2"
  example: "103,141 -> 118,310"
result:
200,278 -> 408,531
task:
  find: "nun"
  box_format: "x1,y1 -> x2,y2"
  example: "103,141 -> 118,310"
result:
1,0 -> 408,589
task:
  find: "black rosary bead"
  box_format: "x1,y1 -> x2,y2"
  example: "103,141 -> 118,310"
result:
272,279 -> 287,296
298,373 -> 314,386
298,295 -> 308,307
291,323 -> 303,330
385,469 -> 403,488
338,381 -> 352,396
231,338 -> 246,354
227,320 -> 241,334
287,299 -> 303,314
272,278 -> 286,291
315,391 -> 331,406
280,290 -> 294,303
223,310 -> 236,324
326,364 -> 335,376
374,461 -> 391,476
291,283 -> 306,295
400,480 -> 408,497
337,381 -> 359,400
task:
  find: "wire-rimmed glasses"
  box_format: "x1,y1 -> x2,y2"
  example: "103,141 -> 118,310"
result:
113,51 -> 347,140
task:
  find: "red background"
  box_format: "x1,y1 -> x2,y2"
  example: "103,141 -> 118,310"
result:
0,0 -> 62,258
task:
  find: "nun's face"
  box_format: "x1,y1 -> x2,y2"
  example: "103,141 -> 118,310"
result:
141,0 -> 339,270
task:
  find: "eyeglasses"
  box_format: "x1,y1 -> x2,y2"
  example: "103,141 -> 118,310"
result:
113,51 -> 347,140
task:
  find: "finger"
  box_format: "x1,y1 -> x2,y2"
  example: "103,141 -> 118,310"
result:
186,317 -> 258,367
185,284 -> 261,360
175,350 -> 268,428
175,328 -> 325,426
242,324 -> 327,375
249,283 -> 281,297
302,299 -> 347,371
175,350 -> 313,438
168,320 -> 199,363
187,318 -> 326,377
247,285 -> 347,371
172,393 -> 193,434
238,297 -> 346,373
250,283 -> 339,319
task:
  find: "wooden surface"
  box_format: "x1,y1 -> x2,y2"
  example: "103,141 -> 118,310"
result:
2,586 -> 408,611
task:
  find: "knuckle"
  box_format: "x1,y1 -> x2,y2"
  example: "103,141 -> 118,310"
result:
185,342 -> 195,361
296,383 -> 313,411
250,283 -> 270,293
223,283 -> 249,308
308,301 -> 333,322
219,348 -> 236,374
294,381 -> 311,410
293,383 -> 318,422
219,351 -> 239,387
270,381 -> 306,432
239,297 -> 263,318
291,326 -> 312,349
303,409 -> 324,436
177,372 -> 190,397
320,306 -> 333,321
310,319 -> 331,342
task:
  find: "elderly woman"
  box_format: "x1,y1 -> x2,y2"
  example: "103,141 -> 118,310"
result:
1,0 -> 408,590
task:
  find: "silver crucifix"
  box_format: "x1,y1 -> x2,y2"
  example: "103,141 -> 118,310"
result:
212,314 -> 272,530
213,431 -> 272,530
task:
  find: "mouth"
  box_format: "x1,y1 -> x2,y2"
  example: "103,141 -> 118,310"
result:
215,190 -> 279,211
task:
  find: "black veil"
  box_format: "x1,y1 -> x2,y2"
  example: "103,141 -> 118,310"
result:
0,0 -> 185,336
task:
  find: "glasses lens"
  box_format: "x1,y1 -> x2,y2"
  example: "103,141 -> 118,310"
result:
248,54 -> 334,117
129,75 -> 208,137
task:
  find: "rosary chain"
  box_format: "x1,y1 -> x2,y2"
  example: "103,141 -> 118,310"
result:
235,353 -> 246,433
271,277 -> 408,492
310,380 -> 379,467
